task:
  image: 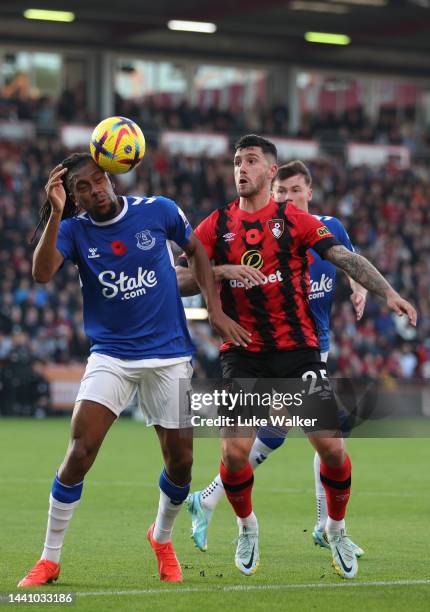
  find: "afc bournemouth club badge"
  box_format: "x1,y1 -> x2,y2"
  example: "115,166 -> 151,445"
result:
268,219 -> 284,239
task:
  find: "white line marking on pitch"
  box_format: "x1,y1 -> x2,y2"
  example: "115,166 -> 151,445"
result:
75,579 -> 430,597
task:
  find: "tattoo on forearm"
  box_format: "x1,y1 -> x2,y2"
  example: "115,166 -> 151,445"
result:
325,245 -> 393,299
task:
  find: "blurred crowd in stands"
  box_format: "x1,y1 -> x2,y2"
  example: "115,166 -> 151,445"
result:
0,87 -> 427,150
116,97 -> 425,150
0,132 -> 429,412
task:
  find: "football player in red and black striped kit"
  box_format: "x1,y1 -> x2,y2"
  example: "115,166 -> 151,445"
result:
177,134 -> 416,579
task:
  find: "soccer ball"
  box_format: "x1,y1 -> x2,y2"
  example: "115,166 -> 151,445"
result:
90,116 -> 145,174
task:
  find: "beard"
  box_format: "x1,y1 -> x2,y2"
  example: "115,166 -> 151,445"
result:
89,198 -> 118,221
237,174 -> 267,198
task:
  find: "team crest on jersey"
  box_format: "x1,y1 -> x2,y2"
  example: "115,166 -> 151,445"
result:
135,230 -> 155,251
268,219 -> 284,239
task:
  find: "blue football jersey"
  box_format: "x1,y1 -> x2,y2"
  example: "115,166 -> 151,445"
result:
56,195 -> 195,360
308,215 -> 354,353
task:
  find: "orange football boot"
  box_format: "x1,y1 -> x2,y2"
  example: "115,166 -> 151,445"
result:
18,559 -> 60,588
147,523 -> 183,582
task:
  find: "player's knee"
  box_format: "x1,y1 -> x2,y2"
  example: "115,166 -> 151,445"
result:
66,438 -> 98,468
319,445 -> 346,466
222,445 -> 249,472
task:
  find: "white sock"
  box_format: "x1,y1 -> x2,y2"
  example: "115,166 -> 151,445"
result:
41,494 -> 80,564
153,490 -> 184,544
249,437 -> 274,469
237,511 -> 258,533
200,474 -> 225,511
326,517 -> 346,533
314,453 -> 328,531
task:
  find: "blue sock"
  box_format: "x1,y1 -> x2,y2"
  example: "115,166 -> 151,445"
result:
257,425 -> 288,450
153,469 -> 190,543
159,468 -> 190,505
51,474 -> 84,504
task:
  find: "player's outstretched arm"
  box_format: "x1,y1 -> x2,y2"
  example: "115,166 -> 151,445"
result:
183,234 -> 252,347
324,245 -> 417,326
32,165 -> 67,283
175,263 -> 266,297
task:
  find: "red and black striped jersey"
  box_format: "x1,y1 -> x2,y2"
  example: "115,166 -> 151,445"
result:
192,198 -> 339,352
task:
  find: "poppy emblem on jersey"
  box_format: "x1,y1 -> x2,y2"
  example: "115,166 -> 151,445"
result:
135,230 -> 155,251
241,250 -> 264,270
268,219 -> 284,239
317,226 -> 330,237
246,228 -> 262,246
111,240 -> 127,256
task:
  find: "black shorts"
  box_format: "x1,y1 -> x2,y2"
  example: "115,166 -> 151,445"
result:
220,347 -> 324,379
219,348 -> 339,433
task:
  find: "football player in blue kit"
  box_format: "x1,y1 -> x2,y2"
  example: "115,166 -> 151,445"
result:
186,160 -> 368,556
18,153 -> 250,588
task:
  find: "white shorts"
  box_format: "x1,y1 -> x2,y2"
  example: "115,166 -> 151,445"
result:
76,353 -> 193,429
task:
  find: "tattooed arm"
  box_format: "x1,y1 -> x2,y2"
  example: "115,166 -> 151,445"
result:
324,245 -> 417,326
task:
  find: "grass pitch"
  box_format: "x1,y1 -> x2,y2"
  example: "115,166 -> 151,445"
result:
1,418 -> 429,611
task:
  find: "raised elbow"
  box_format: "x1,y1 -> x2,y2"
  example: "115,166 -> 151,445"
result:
32,268 -> 52,283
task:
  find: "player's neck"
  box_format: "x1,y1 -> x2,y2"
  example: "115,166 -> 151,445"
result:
239,190 -> 272,213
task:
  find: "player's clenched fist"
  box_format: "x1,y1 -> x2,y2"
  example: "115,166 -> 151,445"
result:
45,165 -> 68,214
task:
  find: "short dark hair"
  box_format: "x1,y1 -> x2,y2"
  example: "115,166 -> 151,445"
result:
31,152 -> 94,243
234,134 -> 277,161
275,160 -> 312,186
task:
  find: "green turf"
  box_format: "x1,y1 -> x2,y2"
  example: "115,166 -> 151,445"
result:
1,418 -> 429,611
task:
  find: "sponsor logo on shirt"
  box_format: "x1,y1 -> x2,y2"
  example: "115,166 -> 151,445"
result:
230,270 -> 283,289
317,226 -> 330,238
135,230 -> 155,251
98,267 -> 157,301
309,273 -> 333,300
241,250 -> 264,270
88,247 -> 100,259
223,232 -> 236,243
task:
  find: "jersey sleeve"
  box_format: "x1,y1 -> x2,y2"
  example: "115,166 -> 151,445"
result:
331,218 -> 355,253
176,212 -> 217,268
159,198 -> 192,248
294,210 -> 341,257
56,219 -> 77,264
193,214 -> 217,260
